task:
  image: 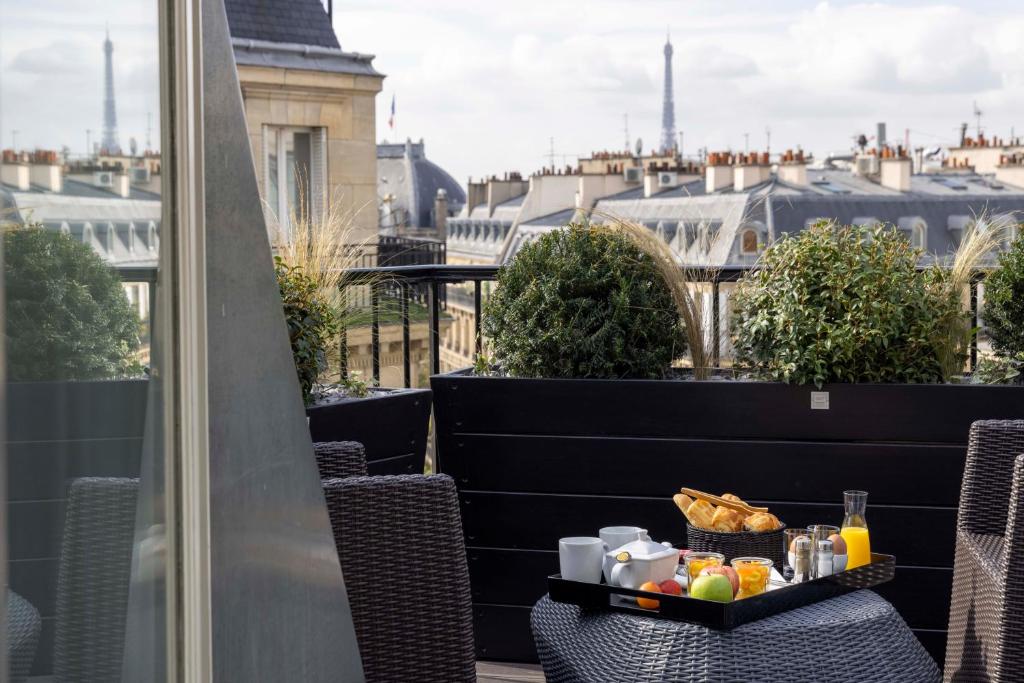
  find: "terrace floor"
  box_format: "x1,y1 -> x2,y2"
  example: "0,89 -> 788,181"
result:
477,660 -> 546,682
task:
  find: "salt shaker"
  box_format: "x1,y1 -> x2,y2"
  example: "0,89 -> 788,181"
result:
816,539 -> 834,578
792,537 -> 812,583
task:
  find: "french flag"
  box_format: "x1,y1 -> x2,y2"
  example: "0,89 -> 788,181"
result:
388,94 -> 395,130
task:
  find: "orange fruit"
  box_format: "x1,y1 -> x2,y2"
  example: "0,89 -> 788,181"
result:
637,581 -> 662,609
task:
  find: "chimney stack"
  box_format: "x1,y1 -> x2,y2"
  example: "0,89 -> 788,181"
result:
433,188 -> 448,240
733,151 -> 771,191
1,149 -> 31,191
879,146 -> 911,192
115,170 -> 131,198
705,151 -> 734,193
777,149 -> 808,185
29,150 -> 63,193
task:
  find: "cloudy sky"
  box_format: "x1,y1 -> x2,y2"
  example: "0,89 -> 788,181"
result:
2,0 -> 1022,189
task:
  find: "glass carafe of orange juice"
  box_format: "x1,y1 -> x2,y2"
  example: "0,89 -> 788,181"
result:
840,490 -> 871,569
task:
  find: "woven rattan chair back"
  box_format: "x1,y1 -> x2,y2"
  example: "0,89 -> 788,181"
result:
53,477 -> 138,682
313,440 -> 368,479
322,474 -> 476,682
945,419 -> 1024,682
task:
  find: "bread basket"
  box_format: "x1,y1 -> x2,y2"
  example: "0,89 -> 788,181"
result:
686,523 -> 786,567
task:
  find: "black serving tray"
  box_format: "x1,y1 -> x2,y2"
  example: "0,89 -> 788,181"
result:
548,552 -> 895,629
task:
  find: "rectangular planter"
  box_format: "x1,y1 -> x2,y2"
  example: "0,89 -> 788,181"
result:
306,387 -> 432,475
6,378 -> 149,676
431,370 -> 1024,665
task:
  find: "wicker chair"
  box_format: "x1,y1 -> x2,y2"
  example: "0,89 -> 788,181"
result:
945,420 -> 1024,682
53,477 -> 138,682
313,440 -> 368,479
322,474 -> 476,682
9,590 -> 42,683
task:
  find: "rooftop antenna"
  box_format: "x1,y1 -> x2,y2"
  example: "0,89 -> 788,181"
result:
623,114 -> 630,152
86,129 -> 93,157
678,131 -> 684,158
546,137 -> 556,169
11,129 -> 18,151
743,132 -> 750,154
973,100 -> 983,139
146,111 -> 152,150
765,125 -> 771,155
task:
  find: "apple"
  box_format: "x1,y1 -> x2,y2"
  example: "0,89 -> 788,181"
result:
700,565 -> 740,597
689,574 -> 734,603
659,579 -> 682,596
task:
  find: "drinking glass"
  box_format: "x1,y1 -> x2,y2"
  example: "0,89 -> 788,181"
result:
783,528 -> 811,579
807,524 -> 840,578
731,557 -> 773,598
684,552 -> 724,587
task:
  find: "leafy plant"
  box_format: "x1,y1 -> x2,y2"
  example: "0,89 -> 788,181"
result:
971,352 -> 1024,385
4,224 -> 141,381
482,222 -> 685,379
984,230 -> 1024,359
730,222 -> 960,386
275,256 -> 339,405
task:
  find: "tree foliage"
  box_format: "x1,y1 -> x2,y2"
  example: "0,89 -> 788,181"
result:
482,223 -> 684,379
5,225 -> 141,381
730,222 -> 960,386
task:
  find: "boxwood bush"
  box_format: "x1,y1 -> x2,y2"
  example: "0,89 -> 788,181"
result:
276,256 -> 338,404
984,232 -> 1024,359
482,223 -> 684,379
731,222 -> 959,385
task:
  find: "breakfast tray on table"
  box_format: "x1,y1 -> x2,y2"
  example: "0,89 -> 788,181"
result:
547,552 -> 895,629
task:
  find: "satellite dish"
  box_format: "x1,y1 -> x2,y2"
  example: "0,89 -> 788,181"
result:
635,138 -> 643,157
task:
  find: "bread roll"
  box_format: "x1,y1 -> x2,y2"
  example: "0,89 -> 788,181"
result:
711,506 -> 745,532
720,493 -> 745,505
673,493 -> 696,522
744,512 -> 781,532
686,499 -> 715,529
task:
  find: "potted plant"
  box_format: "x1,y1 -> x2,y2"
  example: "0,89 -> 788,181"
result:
273,200 -> 431,475
430,219 -> 1024,663
974,231 -> 1024,385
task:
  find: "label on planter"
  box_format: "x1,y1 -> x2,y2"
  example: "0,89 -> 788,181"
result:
810,391 -> 830,410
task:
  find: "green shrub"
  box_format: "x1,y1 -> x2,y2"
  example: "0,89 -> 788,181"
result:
984,232 -> 1024,358
4,224 -> 141,381
730,222 -> 959,386
276,256 -> 338,405
481,223 -> 684,379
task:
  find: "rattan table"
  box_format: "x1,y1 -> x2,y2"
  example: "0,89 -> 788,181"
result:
532,590 -> 939,682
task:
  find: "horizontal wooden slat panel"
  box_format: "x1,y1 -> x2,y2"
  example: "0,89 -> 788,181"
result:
473,604 -> 537,663
466,547 -> 952,630
8,501 -> 66,561
433,374 -> 1024,444
8,438 -> 142,502
7,380 -> 148,442
459,492 -> 956,568
447,434 -> 964,506
9,558 -> 59,618
366,452 -> 423,476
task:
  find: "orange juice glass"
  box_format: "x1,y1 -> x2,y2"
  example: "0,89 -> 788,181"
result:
684,552 -> 724,587
731,557 -> 772,599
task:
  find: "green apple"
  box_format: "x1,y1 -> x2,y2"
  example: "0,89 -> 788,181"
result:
689,574 -> 734,603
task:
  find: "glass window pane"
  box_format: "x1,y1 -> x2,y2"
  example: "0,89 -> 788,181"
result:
1,3 -> 169,680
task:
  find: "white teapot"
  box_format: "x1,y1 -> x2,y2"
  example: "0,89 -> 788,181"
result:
607,539 -> 678,590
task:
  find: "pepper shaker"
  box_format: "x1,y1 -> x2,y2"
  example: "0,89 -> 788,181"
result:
792,537 -> 812,583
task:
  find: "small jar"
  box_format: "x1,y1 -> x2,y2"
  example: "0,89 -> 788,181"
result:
815,539 -> 834,578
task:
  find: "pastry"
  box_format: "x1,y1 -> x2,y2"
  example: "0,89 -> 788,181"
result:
673,493 -> 695,522
711,506 -> 745,532
744,512 -> 781,532
720,493 -> 745,505
686,499 -> 716,529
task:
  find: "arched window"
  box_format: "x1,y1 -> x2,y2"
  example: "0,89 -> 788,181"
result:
741,229 -> 759,255
898,216 -> 927,250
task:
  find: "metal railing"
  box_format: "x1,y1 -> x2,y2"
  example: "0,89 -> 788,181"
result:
341,264 -> 987,388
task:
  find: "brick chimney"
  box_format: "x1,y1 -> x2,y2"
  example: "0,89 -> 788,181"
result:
996,153 -> 1024,189
705,152 -> 734,193
1,149 -> 30,191
433,188 -> 449,240
733,151 -> 771,191
29,150 -> 63,193
777,149 -> 807,186
879,146 -> 911,192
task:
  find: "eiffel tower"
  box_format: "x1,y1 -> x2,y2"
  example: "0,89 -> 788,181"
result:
101,27 -> 122,155
659,31 -> 676,154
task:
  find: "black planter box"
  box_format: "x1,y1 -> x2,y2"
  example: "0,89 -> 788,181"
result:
431,370 -> 1024,665
306,387 -> 432,475
6,378 -> 149,676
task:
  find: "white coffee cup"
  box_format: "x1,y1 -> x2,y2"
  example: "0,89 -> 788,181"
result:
600,526 -> 651,581
558,537 -> 604,583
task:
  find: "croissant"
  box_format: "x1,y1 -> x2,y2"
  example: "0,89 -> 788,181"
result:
711,506 -> 745,532
720,493 -> 745,505
744,512 -> 781,532
686,499 -> 716,530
